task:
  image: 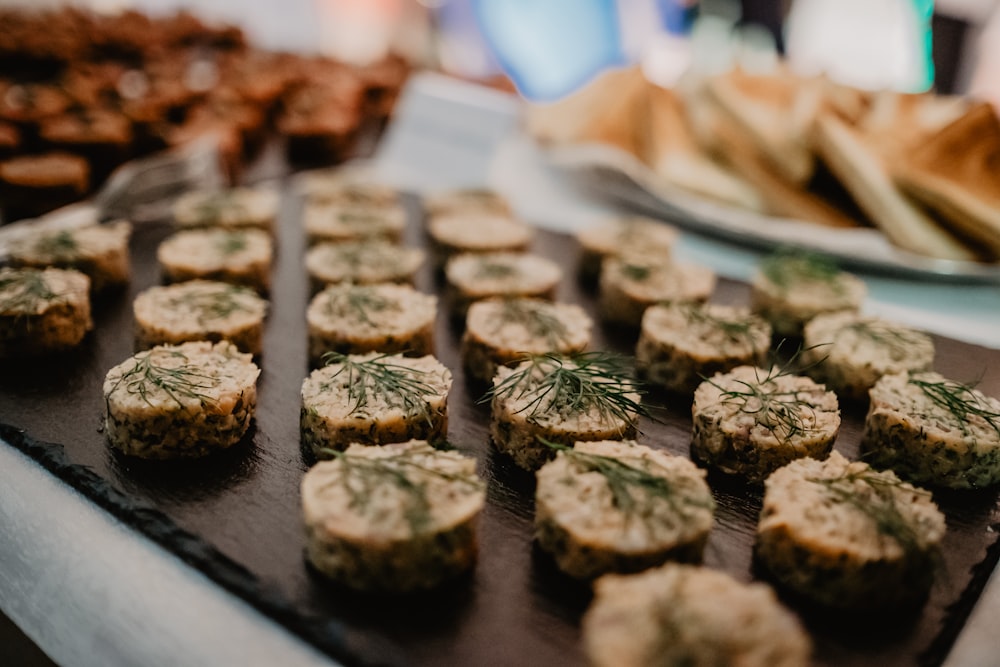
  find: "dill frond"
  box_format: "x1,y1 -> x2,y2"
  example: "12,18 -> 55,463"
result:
843,320 -> 926,357
320,352 -> 443,426
808,469 -> 932,553
323,285 -> 399,327
486,298 -> 573,349
540,438 -> 713,529
110,349 -> 219,409
483,352 -> 647,428
216,231 -> 248,256
474,259 -> 518,280
0,269 -> 58,314
317,444 -> 483,533
33,230 -> 78,258
910,376 -> 1000,437
707,350 -> 828,441
761,248 -> 842,293
169,284 -> 254,325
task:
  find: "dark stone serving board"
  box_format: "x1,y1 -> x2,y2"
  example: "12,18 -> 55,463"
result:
1,188 -> 999,667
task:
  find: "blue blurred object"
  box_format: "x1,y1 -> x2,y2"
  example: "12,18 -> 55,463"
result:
472,0 -> 626,101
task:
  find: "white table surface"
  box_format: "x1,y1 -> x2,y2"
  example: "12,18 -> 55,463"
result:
2,71 -> 999,667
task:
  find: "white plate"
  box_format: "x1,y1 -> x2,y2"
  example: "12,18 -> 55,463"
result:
547,143 -> 1000,284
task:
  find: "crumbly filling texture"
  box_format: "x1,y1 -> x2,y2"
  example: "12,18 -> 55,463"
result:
133,280 -> 267,333
760,451 -> 946,561
694,365 -> 840,448
302,352 -> 451,421
642,302 -> 771,359
301,440 -> 485,542
307,283 -> 436,337
447,252 -> 561,295
466,298 -> 591,354
577,217 -> 678,257
429,213 -> 533,249
870,371 -> 1000,446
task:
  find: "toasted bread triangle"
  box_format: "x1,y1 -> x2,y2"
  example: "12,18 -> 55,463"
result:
895,103 -> 1000,256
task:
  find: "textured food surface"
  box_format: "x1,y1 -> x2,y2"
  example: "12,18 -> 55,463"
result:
757,451 -> 946,609
691,364 -> 841,481
301,440 -> 485,591
583,563 -> 812,667
535,439 -> 715,579
0,203 -> 998,667
862,371 -> 1000,489
0,266 -> 93,356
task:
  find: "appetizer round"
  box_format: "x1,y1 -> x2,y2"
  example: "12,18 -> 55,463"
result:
444,251 -> 562,318
157,228 -> 272,293
103,341 -> 260,459
8,220 -> 131,292
303,200 -> 406,244
637,302 -> 771,394
301,439 -> 486,592
756,451 -> 946,610
298,171 -> 399,208
306,283 -> 437,365
576,216 -> 678,281
861,371 -> 1000,489
305,239 -> 424,291
423,188 -> 511,218
535,440 -> 715,579
583,563 -> 812,667
488,353 -> 644,470
172,186 -> 279,232
427,212 -> 533,268
599,255 -> 716,327
750,252 -> 867,338
461,297 -> 592,384
301,352 -> 452,457
691,365 -> 841,482
132,280 -> 268,355
802,313 -> 934,401
0,266 -> 92,357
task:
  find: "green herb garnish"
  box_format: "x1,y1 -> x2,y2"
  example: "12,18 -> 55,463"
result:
0,269 -> 58,315
706,349 -> 826,441
487,299 -> 573,349
482,352 -> 648,428
540,438 -> 713,529
216,231 -> 248,256
33,230 -> 79,258
809,468 -> 932,553
620,262 -> 652,282
316,443 -> 483,533
320,352 -> 444,426
910,376 -> 1000,437
169,284 -> 253,324
109,349 -> 219,409
843,320 -> 926,358
324,285 -> 398,327
474,260 -> 518,280
680,303 -> 757,343
761,248 -> 842,292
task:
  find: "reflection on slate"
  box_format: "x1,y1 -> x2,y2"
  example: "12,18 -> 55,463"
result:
1,190 -> 999,667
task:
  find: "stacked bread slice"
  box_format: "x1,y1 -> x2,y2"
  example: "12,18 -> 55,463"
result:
527,63 -> 1000,263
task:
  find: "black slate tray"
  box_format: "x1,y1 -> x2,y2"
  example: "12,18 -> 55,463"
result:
1,188 -> 999,667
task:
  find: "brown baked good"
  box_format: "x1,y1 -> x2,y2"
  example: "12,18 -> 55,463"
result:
895,103 -> 1000,259
39,108 -> 133,185
0,152 -> 89,220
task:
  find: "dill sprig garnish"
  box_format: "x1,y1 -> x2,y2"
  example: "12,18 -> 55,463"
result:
761,248 -> 842,292
0,269 -> 58,314
486,299 -> 573,349
843,320 -> 926,357
707,352 -> 825,441
317,444 -> 483,533
194,192 -> 248,221
110,349 -> 219,409
680,303 -> 757,344
620,262 -> 652,282
474,260 -> 517,280
910,376 -> 1000,437
540,438 -> 713,528
483,352 -> 648,428
320,352 -> 443,426
324,285 -> 398,327
808,469 -> 932,553
33,230 -> 79,258
216,231 -> 248,256
169,284 -> 253,324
